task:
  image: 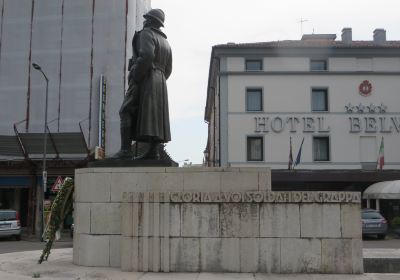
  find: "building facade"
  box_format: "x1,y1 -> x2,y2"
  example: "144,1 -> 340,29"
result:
205,28 -> 400,192
0,0 -> 150,152
0,0 -> 150,232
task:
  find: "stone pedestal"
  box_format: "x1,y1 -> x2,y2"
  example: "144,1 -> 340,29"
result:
73,167 -> 271,268
73,167 -> 363,274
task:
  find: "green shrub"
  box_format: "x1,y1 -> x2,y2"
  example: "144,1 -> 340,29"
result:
390,216 -> 400,228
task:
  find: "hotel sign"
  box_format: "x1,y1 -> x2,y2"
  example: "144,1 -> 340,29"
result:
254,103 -> 400,134
349,116 -> 400,133
255,116 -> 330,133
254,116 -> 400,134
359,80 -> 373,97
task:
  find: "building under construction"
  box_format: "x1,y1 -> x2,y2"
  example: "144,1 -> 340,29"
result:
0,0 -> 151,235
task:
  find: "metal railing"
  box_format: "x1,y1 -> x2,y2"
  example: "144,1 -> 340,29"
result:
79,117 -> 90,157
13,119 -> 29,161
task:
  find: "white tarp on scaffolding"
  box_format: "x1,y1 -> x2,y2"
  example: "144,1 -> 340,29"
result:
363,180 -> 400,199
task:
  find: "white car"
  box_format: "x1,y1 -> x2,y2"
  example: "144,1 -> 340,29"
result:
0,210 -> 21,240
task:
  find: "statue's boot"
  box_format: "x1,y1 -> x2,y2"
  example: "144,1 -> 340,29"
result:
112,125 -> 133,159
134,143 -> 161,160
113,149 -> 132,159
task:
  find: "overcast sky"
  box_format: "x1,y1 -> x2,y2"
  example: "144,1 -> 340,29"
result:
151,0 -> 400,164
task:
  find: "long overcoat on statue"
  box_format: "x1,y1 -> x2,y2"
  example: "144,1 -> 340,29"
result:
130,27 -> 172,143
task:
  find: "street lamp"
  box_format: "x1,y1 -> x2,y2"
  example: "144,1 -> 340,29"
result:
32,62 -> 49,240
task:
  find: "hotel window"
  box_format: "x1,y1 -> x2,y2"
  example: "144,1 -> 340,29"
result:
247,136 -> 263,161
311,88 -> 328,112
246,88 -> 263,111
310,59 -> 327,71
245,59 -> 263,71
313,136 -> 330,161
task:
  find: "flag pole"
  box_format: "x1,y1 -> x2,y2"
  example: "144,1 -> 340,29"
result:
294,137 -> 305,169
378,136 -> 384,170
288,136 -> 293,170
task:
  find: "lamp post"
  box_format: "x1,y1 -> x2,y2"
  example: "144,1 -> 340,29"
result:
32,63 -> 49,240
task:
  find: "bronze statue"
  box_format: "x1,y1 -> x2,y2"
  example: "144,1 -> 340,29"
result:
114,9 -> 172,160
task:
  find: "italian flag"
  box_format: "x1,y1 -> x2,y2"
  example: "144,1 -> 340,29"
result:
377,137 -> 384,170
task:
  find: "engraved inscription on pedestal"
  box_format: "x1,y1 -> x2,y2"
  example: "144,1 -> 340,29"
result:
120,191 -> 363,273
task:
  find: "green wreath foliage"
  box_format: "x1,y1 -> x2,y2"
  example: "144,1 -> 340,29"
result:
38,177 -> 74,264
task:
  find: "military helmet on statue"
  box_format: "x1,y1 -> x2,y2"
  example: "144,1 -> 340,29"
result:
143,9 -> 165,27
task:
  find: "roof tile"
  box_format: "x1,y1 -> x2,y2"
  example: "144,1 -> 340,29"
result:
215,40 -> 400,49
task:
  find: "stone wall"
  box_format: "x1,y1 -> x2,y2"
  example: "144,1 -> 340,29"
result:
120,191 -> 363,273
73,167 -> 362,273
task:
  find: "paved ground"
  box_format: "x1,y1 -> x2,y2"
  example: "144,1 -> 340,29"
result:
0,249 -> 399,280
0,229 -> 73,254
364,248 -> 400,258
0,238 -> 72,254
363,235 -> 400,249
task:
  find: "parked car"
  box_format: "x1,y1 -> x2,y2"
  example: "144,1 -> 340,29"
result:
362,208 -> 388,239
0,210 -> 21,241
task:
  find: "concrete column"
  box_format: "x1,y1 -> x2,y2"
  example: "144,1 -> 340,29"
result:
35,183 -> 41,238
376,199 -> 380,211
373,29 -> 386,45
366,199 -> 370,208
14,189 -> 21,212
162,202 -> 170,272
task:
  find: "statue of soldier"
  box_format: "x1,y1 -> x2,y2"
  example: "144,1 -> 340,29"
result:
114,9 -> 172,160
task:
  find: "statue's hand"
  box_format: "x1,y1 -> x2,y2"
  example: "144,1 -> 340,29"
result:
128,70 -> 135,82
126,80 -> 138,95
128,58 -> 134,70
